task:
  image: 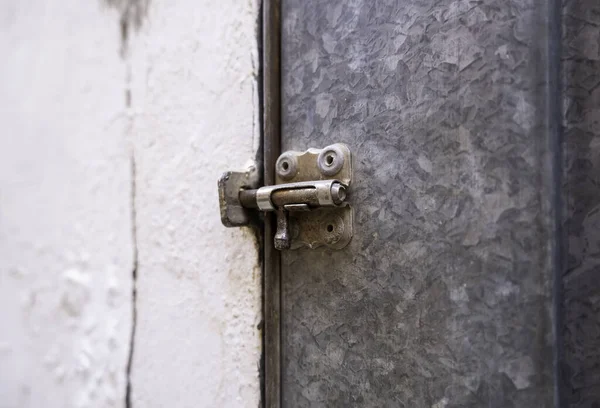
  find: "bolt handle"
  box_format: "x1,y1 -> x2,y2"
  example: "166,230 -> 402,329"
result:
274,209 -> 291,250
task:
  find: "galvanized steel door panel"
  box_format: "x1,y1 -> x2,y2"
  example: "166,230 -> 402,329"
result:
277,0 -> 598,406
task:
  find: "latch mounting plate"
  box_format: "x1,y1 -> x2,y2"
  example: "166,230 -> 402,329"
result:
275,144 -> 352,249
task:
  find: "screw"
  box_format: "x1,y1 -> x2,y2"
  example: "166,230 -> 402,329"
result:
276,153 -> 298,180
318,144 -> 345,176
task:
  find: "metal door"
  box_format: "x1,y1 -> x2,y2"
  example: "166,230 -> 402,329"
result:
269,0 -> 600,406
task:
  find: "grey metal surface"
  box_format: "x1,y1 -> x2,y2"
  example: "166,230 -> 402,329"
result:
281,0 -> 559,406
562,0 -> 600,406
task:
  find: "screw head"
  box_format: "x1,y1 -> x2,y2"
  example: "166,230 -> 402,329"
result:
317,144 -> 344,176
276,153 -> 298,180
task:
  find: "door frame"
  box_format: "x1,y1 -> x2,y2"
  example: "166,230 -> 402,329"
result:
262,1 -> 282,407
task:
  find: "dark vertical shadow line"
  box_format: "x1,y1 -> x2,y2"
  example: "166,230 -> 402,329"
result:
126,151 -> 138,408
547,0 -> 564,406
121,14 -> 137,406
263,0 -> 282,406
255,1 -> 266,407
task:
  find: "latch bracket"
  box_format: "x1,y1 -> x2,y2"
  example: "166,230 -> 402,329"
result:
218,143 -> 353,250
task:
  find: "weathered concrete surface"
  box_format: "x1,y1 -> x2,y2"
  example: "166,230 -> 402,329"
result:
127,1 -> 262,407
0,2 -> 133,407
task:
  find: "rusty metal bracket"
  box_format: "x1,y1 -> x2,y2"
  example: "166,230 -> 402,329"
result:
218,143 -> 353,250
218,165 -> 260,227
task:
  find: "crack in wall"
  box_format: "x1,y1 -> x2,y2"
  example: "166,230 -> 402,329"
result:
121,17 -> 137,408
121,20 -> 139,408
122,21 -> 137,408
126,150 -> 138,408
101,2 -> 149,406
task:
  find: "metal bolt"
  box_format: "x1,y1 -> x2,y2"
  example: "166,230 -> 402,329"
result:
331,182 -> 347,205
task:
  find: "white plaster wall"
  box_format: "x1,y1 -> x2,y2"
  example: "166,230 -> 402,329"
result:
127,0 -> 262,407
0,0 -> 261,407
0,2 -> 133,407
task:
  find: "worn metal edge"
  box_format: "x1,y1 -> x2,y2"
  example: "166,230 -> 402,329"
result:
263,0 -> 282,406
